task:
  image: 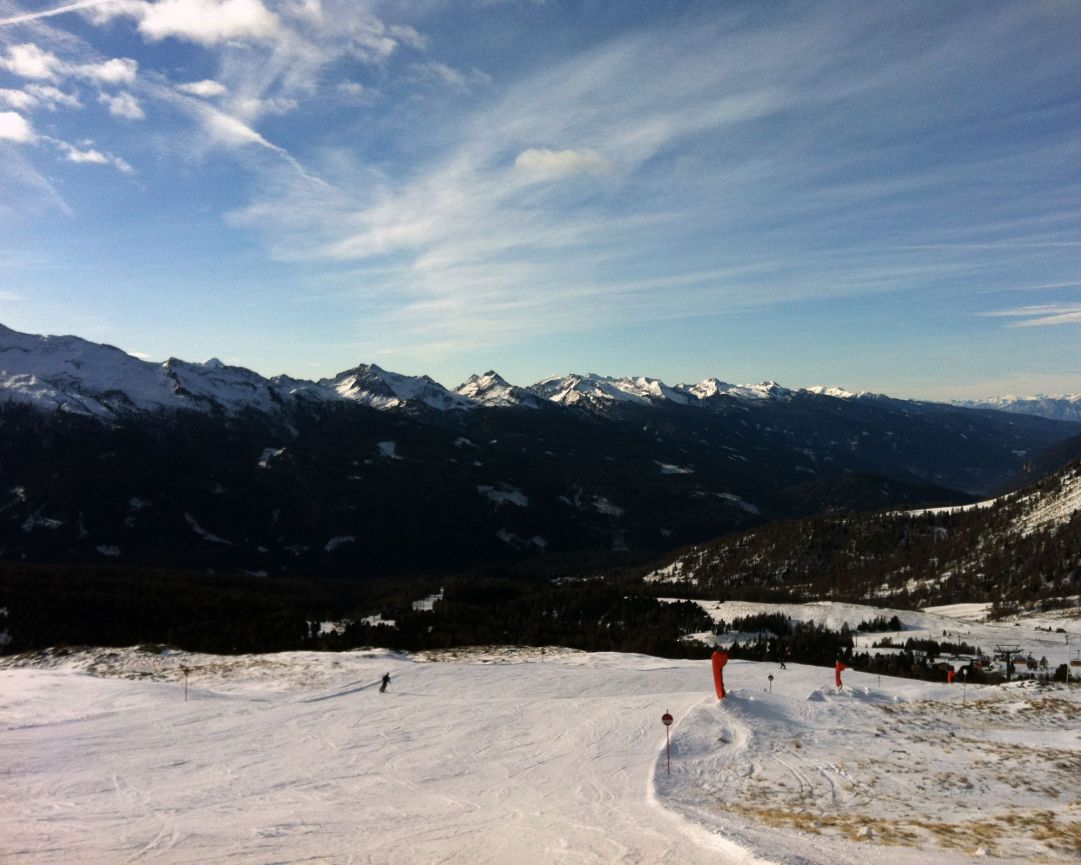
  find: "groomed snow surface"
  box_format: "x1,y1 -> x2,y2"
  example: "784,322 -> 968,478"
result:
3,643 -> 1079,864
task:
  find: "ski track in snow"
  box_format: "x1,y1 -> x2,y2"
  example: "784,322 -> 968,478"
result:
1,647 -> 1079,864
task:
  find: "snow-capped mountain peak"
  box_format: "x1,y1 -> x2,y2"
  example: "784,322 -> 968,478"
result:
0,324 -> 476,419
162,357 -> 288,415
611,375 -> 692,404
455,371 -> 541,408
678,378 -> 793,402
529,373 -> 654,408
0,325 -> 197,418
804,385 -> 874,400
325,363 -> 475,412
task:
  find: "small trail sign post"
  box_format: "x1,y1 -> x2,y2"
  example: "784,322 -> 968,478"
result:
661,711 -> 673,775
768,674 -> 774,694
180,665 -> 192,702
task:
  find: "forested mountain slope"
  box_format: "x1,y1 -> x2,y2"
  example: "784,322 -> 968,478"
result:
645,461 -> 1081,612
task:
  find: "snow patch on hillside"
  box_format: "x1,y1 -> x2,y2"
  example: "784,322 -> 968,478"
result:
184,513 -> 232,545
478,484 -> 529,507
324,536 -> 355,553
656,461 -> 694,475
592,497 -> 624,517
1014,466 -> 1081,535
377,441 -> 401,460
496,529 -> 546,550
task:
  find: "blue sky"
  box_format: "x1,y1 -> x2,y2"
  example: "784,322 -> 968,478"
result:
0,0 -> 1079,399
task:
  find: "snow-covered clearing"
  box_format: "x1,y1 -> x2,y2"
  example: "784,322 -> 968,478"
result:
2,646 -> 1079,864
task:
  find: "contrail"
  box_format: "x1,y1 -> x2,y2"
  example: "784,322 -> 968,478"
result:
0,0 -> 125,28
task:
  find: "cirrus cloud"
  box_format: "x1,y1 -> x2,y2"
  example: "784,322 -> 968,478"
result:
982,304 -> 1081,328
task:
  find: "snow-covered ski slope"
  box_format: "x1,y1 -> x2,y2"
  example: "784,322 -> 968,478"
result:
2,645 -> 1079,864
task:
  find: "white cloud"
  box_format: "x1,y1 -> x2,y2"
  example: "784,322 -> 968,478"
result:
178,79 -> 228,98
78,56 -> 137,84
514,148 -> 612,179
98,90 -> 144,118
0,43 -> 137,90
283,0 -> 323,25
0,88 -> 37,110
49,136 -> 135,172
136,0 -> 281,45
188,101 -> 278,149
0,111 -> 36,142
26,84 -> 82,110
0,43 -> 64,79
63,144 -> 109,164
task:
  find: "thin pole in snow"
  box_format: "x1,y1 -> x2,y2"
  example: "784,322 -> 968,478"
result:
661,710 -> 673,775
181,665 -> 191,702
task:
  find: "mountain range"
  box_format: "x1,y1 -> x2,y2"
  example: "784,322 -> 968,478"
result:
952,394 -> 1081,423
1,322 -> 1079,579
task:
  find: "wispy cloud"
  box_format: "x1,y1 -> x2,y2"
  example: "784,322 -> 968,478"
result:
0,42 -> 137,83
0,87 -> 35,109
982,304 -> 1081,328
409,61 -> 491,94
0,0 -> 126,28
237,5 -> 1081,354
46,135 -> 133,171
0,143 -> 73,216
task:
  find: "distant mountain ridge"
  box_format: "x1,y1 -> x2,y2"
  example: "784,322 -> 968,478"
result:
1,322 -> 1079,580
953,394 -> 1081,423
0,323 -> 938,420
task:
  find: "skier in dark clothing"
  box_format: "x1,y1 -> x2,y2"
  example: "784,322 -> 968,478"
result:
380,673 -> 391,693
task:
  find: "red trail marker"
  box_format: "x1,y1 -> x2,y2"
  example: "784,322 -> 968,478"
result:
712,650 -> 729,700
